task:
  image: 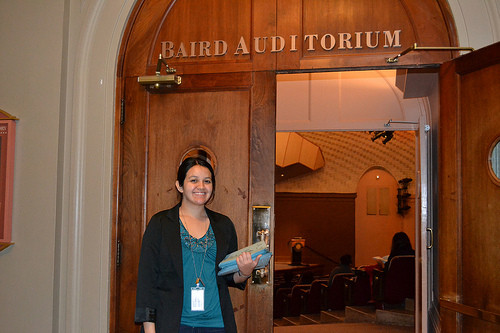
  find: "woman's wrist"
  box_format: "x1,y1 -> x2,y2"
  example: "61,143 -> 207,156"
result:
238,270 -> 252,278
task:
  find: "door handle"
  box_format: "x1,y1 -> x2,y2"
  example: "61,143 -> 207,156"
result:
426,228 -> 433,249
256,229 -> 269,243
252,206 -> 271,284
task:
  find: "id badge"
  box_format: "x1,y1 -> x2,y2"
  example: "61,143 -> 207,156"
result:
191,285 -> 205,311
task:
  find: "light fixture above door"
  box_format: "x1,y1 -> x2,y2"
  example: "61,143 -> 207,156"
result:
276,132 -> 325,182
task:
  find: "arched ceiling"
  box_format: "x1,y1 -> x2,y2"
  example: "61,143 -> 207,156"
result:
277,70 -> 427,132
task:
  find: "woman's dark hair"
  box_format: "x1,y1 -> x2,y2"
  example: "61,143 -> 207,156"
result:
390,232 -> 412,254
177,156 -> 216,204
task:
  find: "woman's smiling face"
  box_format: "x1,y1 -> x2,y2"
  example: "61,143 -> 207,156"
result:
176,165 -> 213,206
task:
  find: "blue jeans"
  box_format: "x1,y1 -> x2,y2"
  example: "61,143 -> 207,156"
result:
179,324 -> 226,333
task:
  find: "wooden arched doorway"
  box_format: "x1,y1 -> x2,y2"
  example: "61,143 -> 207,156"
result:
111,1 -> 457,332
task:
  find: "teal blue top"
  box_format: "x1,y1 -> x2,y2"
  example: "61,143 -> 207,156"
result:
180,221 -> 224,328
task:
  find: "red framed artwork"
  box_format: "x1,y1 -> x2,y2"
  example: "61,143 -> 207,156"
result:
0,109 -> 17,252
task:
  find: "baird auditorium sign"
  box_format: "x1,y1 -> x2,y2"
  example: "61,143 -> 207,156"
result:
160,30 -> 402,59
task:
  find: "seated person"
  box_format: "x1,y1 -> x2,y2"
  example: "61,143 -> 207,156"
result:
328,254 -> 353,287
384,232 -> 415,272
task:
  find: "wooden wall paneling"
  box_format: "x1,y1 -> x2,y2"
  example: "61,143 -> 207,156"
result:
436,0 -> 459,47
402,0 -> 457,63
459,59 -> 500,333
247,71 -> 276,333
109,70 -> 122,333
274,193 -> 356,273
112,1 -> 467,331
114,77 -> 149,333
110,68 -> 124,333
276,0 -> 302,70
114,1 -> 276,331
438,57 -> 461,332
277,0 -> 415,69
144,85 -> 253,332
439,42 -> 500,332
122,0 -> 256,77
145,88 -> 251,224
252,0 -> 278,71
463,316 -> 500,333
121,0 -> 174,77
157,72 -> 253,93
276,0 -> 457,70
300,0 -> 413,56
150,0 -> 254,74
114,75 -> 258,332
122,0 -> 459,76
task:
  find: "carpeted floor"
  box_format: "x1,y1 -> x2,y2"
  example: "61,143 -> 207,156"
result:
274,323 -> 414,332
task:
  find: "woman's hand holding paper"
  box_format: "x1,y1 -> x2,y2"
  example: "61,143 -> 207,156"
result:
233,252 -> 262,283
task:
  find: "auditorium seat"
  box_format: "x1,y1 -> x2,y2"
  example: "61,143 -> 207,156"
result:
274,287 -> 292,318
344,270 -> 371,306
304,279 -> 329,314
373,255 -> 415,305
286,284 -> 310,316
326,273 -> 355,310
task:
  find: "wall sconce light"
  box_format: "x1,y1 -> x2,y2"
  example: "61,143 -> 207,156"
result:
138,54 -> 181,92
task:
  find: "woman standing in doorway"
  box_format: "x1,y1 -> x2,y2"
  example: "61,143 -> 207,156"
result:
135,157 -> 260,333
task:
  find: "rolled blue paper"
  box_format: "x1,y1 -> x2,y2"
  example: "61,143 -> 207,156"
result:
217,251 -> 273,276
218,248 -> 269,269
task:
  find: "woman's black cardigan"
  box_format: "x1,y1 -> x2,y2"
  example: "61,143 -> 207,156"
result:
135,204 -> 246,332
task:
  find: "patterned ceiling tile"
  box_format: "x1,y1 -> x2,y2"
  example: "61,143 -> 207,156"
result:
276,131 -> 415,193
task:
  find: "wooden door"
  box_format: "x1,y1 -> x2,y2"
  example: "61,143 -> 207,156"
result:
439,42 -> 500,332
109,1 -> 462,331
110,0 -> 277,331
111,71 -> 275,332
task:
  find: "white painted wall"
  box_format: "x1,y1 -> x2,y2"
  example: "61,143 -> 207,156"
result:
0,1 -> 64,332
0,1 -> 498,332
448,0 -> 500,49
277,70 -> 424,132
0,0 -> 135,332
354,169 -> 416,267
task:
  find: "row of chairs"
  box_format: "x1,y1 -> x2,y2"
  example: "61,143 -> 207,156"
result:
274,271 -> 371,318
274,255 -> 415,318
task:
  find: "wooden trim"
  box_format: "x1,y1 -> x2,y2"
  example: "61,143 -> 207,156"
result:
436,0 -> 460,49
455,42 -> 500,75
440,299 -> 500,325
247,70 -> 276,333
0,109 -> 19,120
276,192 -> 357,201
0,242 -> 14,252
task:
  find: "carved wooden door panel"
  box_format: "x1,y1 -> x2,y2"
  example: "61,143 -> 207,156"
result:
112,71 -> 275,333
110,0 -> 277,331
439,42 -> 500,332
